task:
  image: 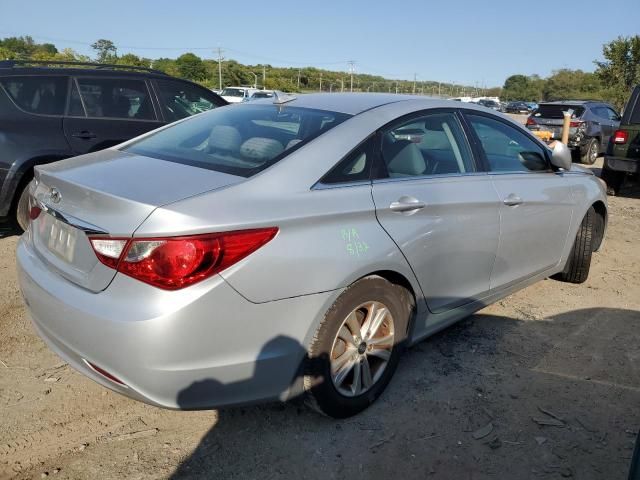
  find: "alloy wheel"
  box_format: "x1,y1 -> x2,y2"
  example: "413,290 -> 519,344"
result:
330,301 -> 395,397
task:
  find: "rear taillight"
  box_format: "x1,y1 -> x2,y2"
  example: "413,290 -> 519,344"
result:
569,121 -> 584,128
89,228 -> 278,290
526,117 -> 537,126
613,129 -> 629,144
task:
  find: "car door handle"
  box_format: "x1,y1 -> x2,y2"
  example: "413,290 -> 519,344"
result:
503,194 -> 523,206
71,131 -> 97,140
390,196 -> 426,213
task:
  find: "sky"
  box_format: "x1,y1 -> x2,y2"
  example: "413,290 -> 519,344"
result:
1,0 -> 639,87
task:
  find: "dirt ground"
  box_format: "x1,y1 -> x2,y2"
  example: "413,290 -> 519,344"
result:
0,159 -> 638,480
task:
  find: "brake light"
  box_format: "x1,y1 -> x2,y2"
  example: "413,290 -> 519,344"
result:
613,129 -> 629,144
526,117 -> 537,126
89,228 -> 278,290
569,121 -> 584,128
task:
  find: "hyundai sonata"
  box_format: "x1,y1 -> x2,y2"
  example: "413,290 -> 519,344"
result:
17,93 -> 607,418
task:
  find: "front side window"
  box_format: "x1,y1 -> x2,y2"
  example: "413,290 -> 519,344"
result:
156,80 -> 221,122
75,77 -> 155,120
378,112 -> 475,178
467,114 -> 549,173
123,104 -> 350,177
0,76 -> 67,115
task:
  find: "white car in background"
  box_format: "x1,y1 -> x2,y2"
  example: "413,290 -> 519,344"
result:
219,87 -> 258,103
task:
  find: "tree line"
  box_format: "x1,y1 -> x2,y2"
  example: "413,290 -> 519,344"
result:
0,36 -> 476,96
1,35 -> 638,108
500,36 -> 640,109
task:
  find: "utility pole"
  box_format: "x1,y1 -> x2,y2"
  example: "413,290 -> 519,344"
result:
262,65 -> 266,90
319,72 -> 322,92
413,73 -> 416,95
339,78 -> 344,92
347,60 -> 355,92
395,81 -> 398,94
297,69 -> 301,91
216,47 -> 224,91
438,82 -> 441,96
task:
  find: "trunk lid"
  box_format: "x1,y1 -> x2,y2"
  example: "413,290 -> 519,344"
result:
30,149 -> 243,292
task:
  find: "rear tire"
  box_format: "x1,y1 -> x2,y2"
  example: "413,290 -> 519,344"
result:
13,181 -> 31,233
553,207 -> 596,284
581,138 -> 599,165
304,276 -> 413,418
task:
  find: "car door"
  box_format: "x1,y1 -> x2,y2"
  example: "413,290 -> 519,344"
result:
152,78 -> 226,123
371,110 -> 501,313
464,112 -> 574,290
63,76 -> 164,154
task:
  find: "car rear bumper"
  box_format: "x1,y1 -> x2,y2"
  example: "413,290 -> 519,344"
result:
17,235 -> 338,410
604,155 -> 639,174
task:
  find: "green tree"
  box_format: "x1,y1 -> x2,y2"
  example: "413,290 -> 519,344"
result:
91,39 -> 117,63
502,75 -> 541,101
595,35 -> 640,109
175,53 -> 207,81
542,69 -> 603,101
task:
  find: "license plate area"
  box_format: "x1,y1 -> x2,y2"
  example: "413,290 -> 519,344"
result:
36,212 -> 80,264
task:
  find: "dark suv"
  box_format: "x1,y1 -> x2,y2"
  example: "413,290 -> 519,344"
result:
601,85 -> 640,195
0,60 -> 227,230
525,100 -> 621,165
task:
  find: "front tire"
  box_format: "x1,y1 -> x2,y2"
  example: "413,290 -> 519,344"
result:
304,276 -> 413,418
553,207 -> 596,284
581,138 -> 599,165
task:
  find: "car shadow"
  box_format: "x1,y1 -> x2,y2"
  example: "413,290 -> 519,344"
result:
169,307 -> 640,480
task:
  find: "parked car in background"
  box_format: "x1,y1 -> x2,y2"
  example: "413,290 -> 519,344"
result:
526,101 -> 621,165
602,85 -> 640,195
505,101 -> 531,114
0,60 -> 227,231
18,93 -> 607,418
526,102 -> 538,111
477,98 -> 502,111
244,90 -> 274,102
220,86 -> 258,103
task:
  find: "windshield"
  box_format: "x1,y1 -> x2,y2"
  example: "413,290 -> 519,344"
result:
221,88 -> 245,97
252,92 -> 273,98
123,105 -> 351,177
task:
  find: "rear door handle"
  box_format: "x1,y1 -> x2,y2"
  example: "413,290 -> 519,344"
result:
71,131 -> 97,140
390,196 -> 426,213
503,194 -> 523,206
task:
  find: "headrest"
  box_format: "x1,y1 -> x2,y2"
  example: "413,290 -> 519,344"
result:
240,137 -> 284,161
209,126 -> 242,152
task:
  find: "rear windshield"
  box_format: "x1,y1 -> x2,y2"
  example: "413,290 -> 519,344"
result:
533,104 -> 585,119
123,104 -> 351,177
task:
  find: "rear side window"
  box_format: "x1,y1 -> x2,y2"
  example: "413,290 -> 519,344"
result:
534,104 -> 585,119
0,76 -> 67,115
467,114 -> 549,172
156,80 -> 221,122
123,104 -> 350,177
321,137 -> 374,184
75,78 -> 155,120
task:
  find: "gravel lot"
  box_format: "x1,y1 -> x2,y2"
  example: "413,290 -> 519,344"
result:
0,159 -> 638,480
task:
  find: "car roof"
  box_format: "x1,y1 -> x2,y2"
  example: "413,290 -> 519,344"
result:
0,66 -> 171,80
540,100 -> 596,105
254,92 -> 450,115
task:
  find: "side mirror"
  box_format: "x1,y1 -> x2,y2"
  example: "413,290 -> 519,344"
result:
550,141 -> 572,171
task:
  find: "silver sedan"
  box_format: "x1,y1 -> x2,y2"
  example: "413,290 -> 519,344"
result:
17,93 -> 607,418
